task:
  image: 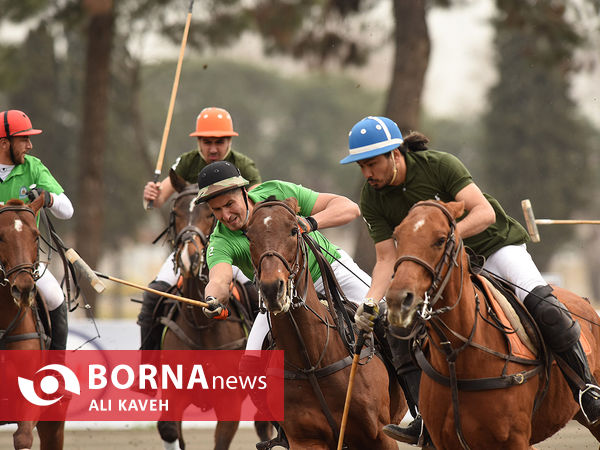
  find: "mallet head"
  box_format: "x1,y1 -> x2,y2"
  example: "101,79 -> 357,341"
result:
521,199 -> 540,243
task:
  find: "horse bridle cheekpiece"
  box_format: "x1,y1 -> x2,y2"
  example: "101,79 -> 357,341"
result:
252,199 -> 309,314
393,201 -> 463,320
171,186 -> 212,279
0,205 -> 40,287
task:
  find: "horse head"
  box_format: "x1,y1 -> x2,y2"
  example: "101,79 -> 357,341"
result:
246,197 -> 305,315
0,196 -> 44,307
386,200 -> 465,329
169,169 -> 214,279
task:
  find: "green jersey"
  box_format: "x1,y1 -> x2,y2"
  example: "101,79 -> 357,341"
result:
206,180 -> 341,282
0,155 -> 63,204
172,149 -> 261,187
360,150 -> 529,258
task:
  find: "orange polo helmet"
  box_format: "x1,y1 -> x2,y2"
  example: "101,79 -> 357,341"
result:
189,107 -> 238,137
0,110 -> 42,138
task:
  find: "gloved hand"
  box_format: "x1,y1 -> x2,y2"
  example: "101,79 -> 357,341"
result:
297,216 -> 318,234
202,296 -> 230,320
354,299 -> 379,334
27,185 -> 53,208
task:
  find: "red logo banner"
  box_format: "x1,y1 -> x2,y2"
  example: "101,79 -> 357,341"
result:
0,350 -> 284,421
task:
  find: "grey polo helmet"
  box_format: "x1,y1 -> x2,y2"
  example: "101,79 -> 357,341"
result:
195,161 -> 249,203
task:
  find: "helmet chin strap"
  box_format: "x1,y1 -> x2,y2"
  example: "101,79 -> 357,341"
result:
240,188 -> 251,229
7,139 -> 17,165
388,151 -> 398,185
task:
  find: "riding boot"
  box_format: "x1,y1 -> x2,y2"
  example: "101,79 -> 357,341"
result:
524,285 -> 600,424
382,331 -> 434,447
137,280 -> 171,352
383,369 -> 431,446
557,341 -> 600,424
49,301 -> 68,351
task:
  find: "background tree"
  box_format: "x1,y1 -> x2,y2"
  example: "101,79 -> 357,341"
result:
481,0 -> 597,271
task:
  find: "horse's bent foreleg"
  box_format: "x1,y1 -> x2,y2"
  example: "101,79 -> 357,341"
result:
13,421 -> 34,450
214,421 -> 239,450
37,420 -> 65,450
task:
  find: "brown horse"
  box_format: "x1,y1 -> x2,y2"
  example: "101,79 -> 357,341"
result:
156,169 -> 270,450
0,196 -> 65,450
246,197 -> 406,449
385,200 -> 600,449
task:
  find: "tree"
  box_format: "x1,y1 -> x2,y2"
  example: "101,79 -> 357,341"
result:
481,0 -> 596,270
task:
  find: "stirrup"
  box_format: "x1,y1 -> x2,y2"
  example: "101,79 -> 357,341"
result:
579,384 -> 600,424
256,430 -> 289,450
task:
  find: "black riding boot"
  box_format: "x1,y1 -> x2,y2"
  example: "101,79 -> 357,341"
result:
524,285 -> 600,424
49,301 -> 68,351
382,331 -> 433,447
137,280 -> 171,351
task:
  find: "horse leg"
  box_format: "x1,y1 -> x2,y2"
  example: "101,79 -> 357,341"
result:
13,421 -> 35,450
254,421 -> 273,442
575,410 -> 600,443
36,421 -> 65,450
214,421 -> 239,450
157,420 -> 181,450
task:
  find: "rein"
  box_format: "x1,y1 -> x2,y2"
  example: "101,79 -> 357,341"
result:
251,199 -> 371,444
0,204 -> 49,349
393,201 -> 544,450
0,206 -> 40,285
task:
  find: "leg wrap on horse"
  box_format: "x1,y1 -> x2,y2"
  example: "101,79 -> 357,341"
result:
523,285 -> 580,353
49,302 -> 68,351
137,280 -> 171,351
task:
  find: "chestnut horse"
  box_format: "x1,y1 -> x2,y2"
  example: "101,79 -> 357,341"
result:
246,197 -> 406,449
0,196 -> 65,450
385,200 -> 600,449
156,170 -> 270,450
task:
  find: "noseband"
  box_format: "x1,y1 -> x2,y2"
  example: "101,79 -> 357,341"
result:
0,205 -> 40,286
392,201 -> 463,318
252,200 -> 309,312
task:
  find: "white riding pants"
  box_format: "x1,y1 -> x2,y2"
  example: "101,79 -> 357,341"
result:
155,252 -> 251,286
482,244 -> 546,302
36,264 -> 64,311
246,249 -> 371,351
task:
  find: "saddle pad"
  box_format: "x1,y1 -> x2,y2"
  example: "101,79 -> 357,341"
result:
479,276 -> 538,359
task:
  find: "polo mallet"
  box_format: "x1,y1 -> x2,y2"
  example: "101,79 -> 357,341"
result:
521,199 -> 600,242
337,303 -> 375,450
66,249 -> 209,308
146,0 -> 195,210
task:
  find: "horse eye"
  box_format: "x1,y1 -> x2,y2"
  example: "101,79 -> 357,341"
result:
291,228 -> 298,236
434,237 -> 445,247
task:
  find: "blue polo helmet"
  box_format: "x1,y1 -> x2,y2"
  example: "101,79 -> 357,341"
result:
340,116 -> 403,164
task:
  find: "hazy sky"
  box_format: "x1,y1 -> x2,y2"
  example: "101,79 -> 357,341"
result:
0,1 -> 597,125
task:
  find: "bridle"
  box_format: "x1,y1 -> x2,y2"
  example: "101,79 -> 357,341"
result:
392,200 -> 463,320
252,199 -> 309,314
171,186 -> 213,280
0,205 -> 41,288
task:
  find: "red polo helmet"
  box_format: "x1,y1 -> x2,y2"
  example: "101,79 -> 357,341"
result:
0,110 -> 42,138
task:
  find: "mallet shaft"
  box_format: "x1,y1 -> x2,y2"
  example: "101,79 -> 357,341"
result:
536,219 -> 600,225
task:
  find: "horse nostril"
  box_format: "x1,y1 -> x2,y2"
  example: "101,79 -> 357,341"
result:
403,291 -> 415,309
278,279 -> 285,294
10,285 -> 20,301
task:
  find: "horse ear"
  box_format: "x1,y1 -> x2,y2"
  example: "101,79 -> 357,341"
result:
169,168 -> 188,193
30,194 -> 45,215
284,197 -> 300,214
446,200 -> 465,219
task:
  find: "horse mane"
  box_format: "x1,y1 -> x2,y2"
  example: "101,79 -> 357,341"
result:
5,199 -> 25,206
402,131 -> 429,152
